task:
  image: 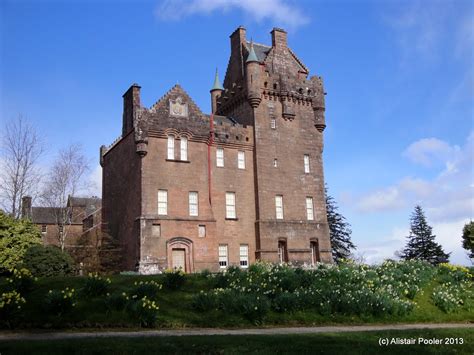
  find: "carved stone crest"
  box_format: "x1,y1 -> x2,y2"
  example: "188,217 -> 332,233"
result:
169,97 -> 188,118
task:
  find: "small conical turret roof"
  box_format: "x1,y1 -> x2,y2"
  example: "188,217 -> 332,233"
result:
246,41 -> 259,63
211,68 -> 224,91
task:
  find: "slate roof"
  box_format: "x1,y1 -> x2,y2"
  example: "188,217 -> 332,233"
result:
31,207 -> 61,224
246,42 -> 270,62
68,196 -> 102,215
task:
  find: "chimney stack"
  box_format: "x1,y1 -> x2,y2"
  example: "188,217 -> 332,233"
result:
21,196 -> 32,219
271,27 -> 287,49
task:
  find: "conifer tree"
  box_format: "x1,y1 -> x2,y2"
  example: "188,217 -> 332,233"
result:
461,221 -> 474,261
325,187 -> 356,263
400,205 -> 450,265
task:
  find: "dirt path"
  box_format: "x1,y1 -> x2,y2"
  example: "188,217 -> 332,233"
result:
0,323 -> 472,341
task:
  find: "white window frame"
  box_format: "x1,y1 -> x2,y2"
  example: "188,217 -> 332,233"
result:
271,118 -> 276,129
216,147 -> 224,167
225,192 -> 236,219
189,191 -> 198,216
304,154 -> 310,173
198,225 -> 206,238
167,136 -> 175,160
238,151 -> 245,169
218,244 -> 228,268
158,190 -> 168,215
239,244 -> 249,268
180,137 -> 188,161
275,195 -> 283,220
273,159 -> 278,168
41,225 -> 47,234
306,197 -> 314,221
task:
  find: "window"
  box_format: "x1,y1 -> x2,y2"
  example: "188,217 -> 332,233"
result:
41,225 -> 47,234
59,225 -> 64,234
238,151 -> 245,169
216,148 -> 224,167
198,225 -> 206,238
225,192 -> 236,219
278,240 -> 288,263
167,135 -> 174,160
306,197 -> 314,221
218,244 -> 228,268
180,137 -> 188,161
271,118 -> 276,129
152,224 -> 161,237
275,195 -> 283,219
240,244 -> 249,268
304,154 -> 310,173
273,159 -> 278,168
158,190 -> 168,215
189,191 -> 198,216
311,241 -> 320,265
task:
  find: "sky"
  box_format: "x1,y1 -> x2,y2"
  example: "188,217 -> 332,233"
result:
1,0 -> 473,265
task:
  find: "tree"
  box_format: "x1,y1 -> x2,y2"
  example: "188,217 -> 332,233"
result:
461,221 -> 474,262
325,187 -> 356,263
0,115 -> 44,218
400,205 -> 450,265
0,211 -> 42,273
40,143 -> 90,251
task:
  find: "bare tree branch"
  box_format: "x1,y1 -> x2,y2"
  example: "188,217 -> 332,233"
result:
0,114 -> 44,218
40,143 -> 90,251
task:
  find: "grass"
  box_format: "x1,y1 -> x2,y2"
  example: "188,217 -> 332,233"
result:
1,272 -> 472,330
0,329 -> 473,354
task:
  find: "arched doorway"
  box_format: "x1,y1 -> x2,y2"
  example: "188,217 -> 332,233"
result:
167,237 -> 193,273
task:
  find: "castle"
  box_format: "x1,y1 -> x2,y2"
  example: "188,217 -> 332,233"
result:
100,27 -> 332,273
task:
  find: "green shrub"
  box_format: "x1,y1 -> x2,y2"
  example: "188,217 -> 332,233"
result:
22,245 -> 74,277
272,292 -> 299,313
191,291 -> 218,312
132,280 -> 162,299
6,268 -> 36,293
0,290 -> 26,325
163,269 -> 185,290
0,212 -> 42,273
104,292 -> 129,312
82,273 -> 111,297
127,296 -> 159,327
44,287 -> 76,316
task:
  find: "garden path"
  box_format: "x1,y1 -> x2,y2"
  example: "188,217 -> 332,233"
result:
0,323 -> 472,340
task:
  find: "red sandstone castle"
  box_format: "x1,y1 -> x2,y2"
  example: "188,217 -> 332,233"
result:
100,27 -> 332,273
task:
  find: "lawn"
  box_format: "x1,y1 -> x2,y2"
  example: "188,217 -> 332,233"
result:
0,329 -> 473,354
0,261 -> 473,329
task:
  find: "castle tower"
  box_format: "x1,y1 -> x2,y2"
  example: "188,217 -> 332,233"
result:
210,69 -> 224,114
221,27 -> 333,264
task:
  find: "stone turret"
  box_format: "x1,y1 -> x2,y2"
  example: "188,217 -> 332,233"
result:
245,42 -> 261,108
210,69 -> 224,114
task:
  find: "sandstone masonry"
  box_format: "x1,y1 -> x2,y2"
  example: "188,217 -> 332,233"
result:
100,27 -> 332,273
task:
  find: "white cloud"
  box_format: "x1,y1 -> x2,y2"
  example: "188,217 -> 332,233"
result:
403,137 -> 460,167
354,132 -> 474,222
155,0 -> 310,28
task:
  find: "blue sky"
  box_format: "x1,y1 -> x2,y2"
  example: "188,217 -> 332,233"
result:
1,0 -> 473,264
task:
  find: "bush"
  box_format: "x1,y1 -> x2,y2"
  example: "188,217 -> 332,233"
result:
0,212 -> 42,273
44,287 -> 76,316
22,245 -> 74,277
104,292 -> 129,312
163,269 -> 185,290
0,290 -> 26,325
272,292 -> 300,313
191,291 -> 218,312
6,268 -> 36,293
127,296 -> 159,327
132,280 -> 162,299
82,273 -> 111,297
